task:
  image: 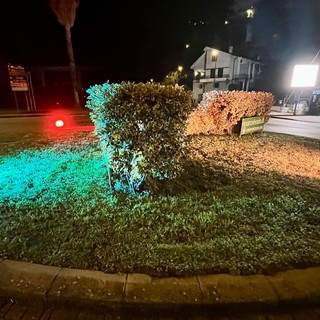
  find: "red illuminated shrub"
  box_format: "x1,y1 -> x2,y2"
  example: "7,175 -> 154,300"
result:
186,91 -> 274,135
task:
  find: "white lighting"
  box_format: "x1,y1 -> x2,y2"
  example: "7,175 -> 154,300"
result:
291,65 -> 319,87
247,8 -> 255,18
55,120 -> 64,127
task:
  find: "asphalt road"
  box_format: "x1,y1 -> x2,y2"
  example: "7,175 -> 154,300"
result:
0,113 -> 93,135
264,117 -> 320,140
0,114 -> 319,140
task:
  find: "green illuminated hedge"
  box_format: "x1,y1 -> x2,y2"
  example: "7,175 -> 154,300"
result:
86,82 -> 193,194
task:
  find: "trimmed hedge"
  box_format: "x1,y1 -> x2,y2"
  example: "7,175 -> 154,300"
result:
186,90 -> 274,135
86,82 -> 193,194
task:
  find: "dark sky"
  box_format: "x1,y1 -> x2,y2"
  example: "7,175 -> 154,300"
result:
0,0 -> 231,83
2,0 -> 320,85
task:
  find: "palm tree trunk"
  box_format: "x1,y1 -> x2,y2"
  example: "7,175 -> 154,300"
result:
65,25 -> 80,107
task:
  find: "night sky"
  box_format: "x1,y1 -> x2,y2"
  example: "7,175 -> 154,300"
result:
1,0 -> 320,85
0,0 -> 232,83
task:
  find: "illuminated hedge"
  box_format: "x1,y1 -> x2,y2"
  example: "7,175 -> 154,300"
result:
186,91 -> 274,135
86,82 -> 193,194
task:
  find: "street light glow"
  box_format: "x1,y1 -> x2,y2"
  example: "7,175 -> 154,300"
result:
291,65 -> 319,87
178,66 -> 183,72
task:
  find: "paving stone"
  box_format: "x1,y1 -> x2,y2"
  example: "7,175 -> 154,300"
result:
0,301 -> 13,318
293,310 -> 318,320
86,312 -> 105,320
267,268 -> 320,304
0,260 -> 61,301
236,313 -> 267,319
313,308 -> 320,316
125,274 -> 202,306
49,307 -> 79,320
4,302 -> 28,320
304,310 -> 320,320
21,304 -> 45,320
77,312 -> 87,320
197,274 -> 278,308
48,268 -> 126,310
40,308 -> 54,320
265,314 -> 294,320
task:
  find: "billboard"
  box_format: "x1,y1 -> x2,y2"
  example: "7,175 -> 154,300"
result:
7,65 -> 29,91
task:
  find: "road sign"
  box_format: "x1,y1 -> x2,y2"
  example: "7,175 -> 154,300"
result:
240,116 -> 265,136
8,65 -> 29,91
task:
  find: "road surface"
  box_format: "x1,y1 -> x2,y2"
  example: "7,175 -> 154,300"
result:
0,114 -> 319,140
264,117 -> 320,140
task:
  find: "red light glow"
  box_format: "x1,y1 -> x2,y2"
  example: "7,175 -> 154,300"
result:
55,120 -> 64,127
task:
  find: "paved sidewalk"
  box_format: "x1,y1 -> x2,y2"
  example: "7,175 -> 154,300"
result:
0,259 -> 320,318
1,297 -> 320,319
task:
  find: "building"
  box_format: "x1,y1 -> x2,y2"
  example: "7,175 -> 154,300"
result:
191,47 -> 263,102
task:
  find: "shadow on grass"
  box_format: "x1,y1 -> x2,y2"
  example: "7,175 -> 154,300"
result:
157,158 -> 320,202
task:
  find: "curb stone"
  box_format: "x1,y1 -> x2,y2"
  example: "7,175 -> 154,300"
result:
0,260 -> 61,302
47,267 -> 126,311
0,259 -> 320,315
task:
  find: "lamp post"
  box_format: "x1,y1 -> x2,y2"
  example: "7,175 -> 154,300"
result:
211,50 -> 219,89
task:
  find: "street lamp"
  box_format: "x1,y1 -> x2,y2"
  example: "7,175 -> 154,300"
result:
211,50 -> 219,89
178,66 -> 183,72
291,64 -> 319,115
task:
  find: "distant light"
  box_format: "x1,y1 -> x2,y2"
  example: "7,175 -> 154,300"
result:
247,8 -> 255,18
225,20 -> 229,25
55,120 -> 64,127
150,78 -> 154,82
291,65 -> 319,87
178,66 -> 183,72
185,44 -> 190,49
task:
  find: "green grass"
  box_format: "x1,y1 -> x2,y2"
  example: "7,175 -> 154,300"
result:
0,131 -> 320,276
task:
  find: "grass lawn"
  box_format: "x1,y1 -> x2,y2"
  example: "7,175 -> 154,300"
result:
0,130 -> 320,276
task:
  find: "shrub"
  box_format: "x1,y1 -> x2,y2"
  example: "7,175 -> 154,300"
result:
186,90 -> 274,135
86,82 -> 193,194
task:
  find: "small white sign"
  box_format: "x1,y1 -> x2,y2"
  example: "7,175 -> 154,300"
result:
291,65 -> 319,87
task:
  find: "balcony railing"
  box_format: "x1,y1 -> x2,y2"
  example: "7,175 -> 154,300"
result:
194,73 -> 262,81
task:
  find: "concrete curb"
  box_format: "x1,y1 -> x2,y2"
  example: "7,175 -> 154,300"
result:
0,259 -> 320,315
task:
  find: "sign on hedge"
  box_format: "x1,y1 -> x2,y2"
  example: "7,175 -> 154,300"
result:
240,116 -> 264,136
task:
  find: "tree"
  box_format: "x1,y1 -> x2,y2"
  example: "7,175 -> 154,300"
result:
163,69 -> 187,86
50,0 -> 80,107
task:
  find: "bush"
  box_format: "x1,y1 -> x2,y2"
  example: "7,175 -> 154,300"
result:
186,90 -> 274,135
86,82 -> 193,194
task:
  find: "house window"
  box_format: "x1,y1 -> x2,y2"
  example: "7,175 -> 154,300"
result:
210,69 -> 216,78
214,82 -> 219,88
218,68 -> 223,78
